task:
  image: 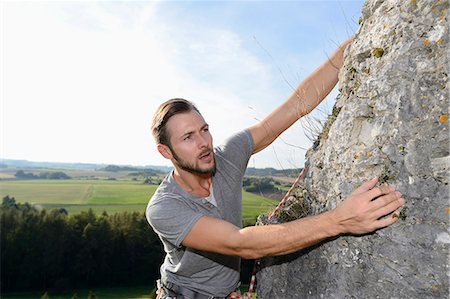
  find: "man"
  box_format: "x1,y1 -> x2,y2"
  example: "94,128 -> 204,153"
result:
146,38 -> 405,298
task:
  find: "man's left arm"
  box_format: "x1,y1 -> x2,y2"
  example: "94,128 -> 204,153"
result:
249,37 -> 352,153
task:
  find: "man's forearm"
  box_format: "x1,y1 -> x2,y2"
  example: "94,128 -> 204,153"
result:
237,211 -> 339,259
292,44 -> 345,116
235,178 -> 404,259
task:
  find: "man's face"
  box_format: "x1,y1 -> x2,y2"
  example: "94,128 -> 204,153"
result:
165,110 -> 215,175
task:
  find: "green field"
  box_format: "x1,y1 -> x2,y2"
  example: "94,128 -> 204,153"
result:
0,179 -> 277,222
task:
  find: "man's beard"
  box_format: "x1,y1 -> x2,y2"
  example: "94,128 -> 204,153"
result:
171,147 -> 216,176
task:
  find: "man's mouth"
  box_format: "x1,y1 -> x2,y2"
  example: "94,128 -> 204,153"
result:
199,150 -> 212,161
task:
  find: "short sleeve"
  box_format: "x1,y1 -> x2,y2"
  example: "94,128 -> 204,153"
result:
215,130 -> 254,174
146,195 -> 204,247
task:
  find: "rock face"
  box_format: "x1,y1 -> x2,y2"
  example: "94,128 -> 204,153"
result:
257,0 -> 449,298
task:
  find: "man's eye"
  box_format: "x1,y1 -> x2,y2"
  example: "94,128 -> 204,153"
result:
184,135 -> 191,140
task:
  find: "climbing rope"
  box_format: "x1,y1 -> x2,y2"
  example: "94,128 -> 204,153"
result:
268,163 -> 309,220
228,259 -> 258,299
230,163 -> 309,299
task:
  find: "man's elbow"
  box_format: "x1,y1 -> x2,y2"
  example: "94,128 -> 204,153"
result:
227,231 -> 265,259
229,245 -> 263,259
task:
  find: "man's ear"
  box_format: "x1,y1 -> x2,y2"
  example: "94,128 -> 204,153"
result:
157,144 -> 172,160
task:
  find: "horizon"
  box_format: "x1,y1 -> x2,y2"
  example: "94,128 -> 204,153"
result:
0,157 -> 300,171
2,1 -> 364,169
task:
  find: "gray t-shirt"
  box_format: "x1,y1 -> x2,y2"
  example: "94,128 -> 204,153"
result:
146,130 -> 254,297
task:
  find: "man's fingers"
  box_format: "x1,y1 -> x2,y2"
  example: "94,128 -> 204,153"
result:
364,184 -> 394,201
371,190 -> 403,210
353,177 -> 378,195
374,213 -> 399,229
372,196 -> 405,219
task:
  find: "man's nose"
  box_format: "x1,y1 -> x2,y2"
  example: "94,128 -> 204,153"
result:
197,134 -> 208,148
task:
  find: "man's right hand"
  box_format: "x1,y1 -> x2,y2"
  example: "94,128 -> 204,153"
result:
330,177 -> 406,235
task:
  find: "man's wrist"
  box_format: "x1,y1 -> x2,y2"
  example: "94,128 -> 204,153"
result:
324,209 -> 344,237
329,37 -> 353,70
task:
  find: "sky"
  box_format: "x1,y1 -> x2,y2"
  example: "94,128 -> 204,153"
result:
1,0 -> 364,170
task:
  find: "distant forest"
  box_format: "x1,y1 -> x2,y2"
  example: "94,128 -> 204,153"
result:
245,167 -> 301,177
14,170 -> 71,180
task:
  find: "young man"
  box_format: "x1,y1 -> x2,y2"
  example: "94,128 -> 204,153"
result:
146,39 -> 405,298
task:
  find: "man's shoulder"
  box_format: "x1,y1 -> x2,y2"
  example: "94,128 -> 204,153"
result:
213,129 -> 253,174
148,177 -> 182,207
215,130 -> 252,153
146,181 -> 190,226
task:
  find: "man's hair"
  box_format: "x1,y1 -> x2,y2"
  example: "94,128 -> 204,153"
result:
151,98 -> 201,146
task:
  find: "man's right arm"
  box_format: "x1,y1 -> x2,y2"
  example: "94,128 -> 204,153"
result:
182,177 -> 405,259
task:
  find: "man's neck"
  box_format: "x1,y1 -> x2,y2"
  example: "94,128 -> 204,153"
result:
172,167 -> 211,197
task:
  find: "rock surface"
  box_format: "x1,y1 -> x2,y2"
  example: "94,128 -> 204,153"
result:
257,0 -> 449,298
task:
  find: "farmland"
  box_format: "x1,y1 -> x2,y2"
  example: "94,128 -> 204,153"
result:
0,179 -> 277,223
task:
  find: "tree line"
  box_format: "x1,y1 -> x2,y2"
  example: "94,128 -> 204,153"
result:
14,170 -> 71,180
1,196 -> 164,294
